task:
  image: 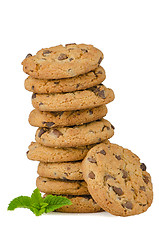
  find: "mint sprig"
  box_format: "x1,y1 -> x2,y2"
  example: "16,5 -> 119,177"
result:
8,188 -> 72,216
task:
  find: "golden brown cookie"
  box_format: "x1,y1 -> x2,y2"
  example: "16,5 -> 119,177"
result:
24,66 -> 105,93
31,85 -> 115,112
35,119 -> 114,148
37,161 -> 83,180
44,194 -> 103,213
82,143 -> 153,216
36,176 -> 89,195
29,105 -> 107,128
22,44 -> 103,79
27,140 -> 110,163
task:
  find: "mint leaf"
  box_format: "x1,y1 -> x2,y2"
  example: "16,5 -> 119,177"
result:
8,189 -> 72,216
31,188 -> 43,204
44,195 -> 72,213
8,196 -> 31,210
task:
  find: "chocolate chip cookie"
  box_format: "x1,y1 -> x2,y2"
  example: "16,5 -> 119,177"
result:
24,66 -> 105,93
22,44 -> 103,79
82,143 -> 153,216
35,119 -> 114,148
27,140 -> 109,163
44,194 -> 103,213
32,85 -> 114,112
38,161 -> 83,180
36,176 -> 89,195
29,105 -> 107,128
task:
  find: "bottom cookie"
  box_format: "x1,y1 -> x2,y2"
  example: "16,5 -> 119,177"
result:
36,176 -> 89,195
44,194 -> 103,213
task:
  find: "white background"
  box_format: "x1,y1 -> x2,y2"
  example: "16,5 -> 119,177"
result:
0,0 -> 159,239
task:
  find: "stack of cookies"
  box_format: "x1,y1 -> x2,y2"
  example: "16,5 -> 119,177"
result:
22,43 -> 115,213
22,43 -> 153,216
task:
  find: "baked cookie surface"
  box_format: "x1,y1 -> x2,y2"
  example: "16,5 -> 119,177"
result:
22,44 -> 103,79
38,161 -> 83,180
27,140 -> 109,163
44,194 -> 103,213
31,84 -> 115,111
35,119 -> 114,148
82,143 -> 153,216
36,176 -> 89,195
29,105 -> 107,128
24,66 -> 106,93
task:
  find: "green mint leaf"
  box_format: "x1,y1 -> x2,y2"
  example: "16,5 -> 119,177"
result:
31,188 -> 43,204
30,207 -> 46,216
8,189 -> 72,216
44,195 -> 72,213
8,196 -> 31,211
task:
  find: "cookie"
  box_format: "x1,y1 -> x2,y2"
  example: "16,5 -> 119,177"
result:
29,105 -> 107,128
82,143 -> 153,216
35,119 -> 114,148
27,140 -> 110,163
24,66 -> 106,93
36,176 -> 89,195
38,161 -> 83,180
31,85 -> 114,112
44,194 -> 103,213
22,44 -> 103,79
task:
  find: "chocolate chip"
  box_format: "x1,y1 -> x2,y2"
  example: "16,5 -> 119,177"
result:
115,155 -> 121,160
76,84 -> 80,88
81,48 -> 88,53
88,171 -> 95,179
43,50 -> 52,56
98,57 -> 103,64
140,186 -> 146,191
32,93 -> 37,99
65,43 -> 76,46
58,53 -> 68,60
31,86 -> 34,90
104,174 -> 115,181
89,110 -> 93,115
99,150 -> 106,155
140,163 -> 147,171
111,124 -> 115,129
38,128 -> 47,138
143,175 -> 149,184
123,201 -> 133,210
69,58 -> 74,61
43,122 -> 55,127
112,186 -> 124,196
51,129 -> 63,138
39,102 -> 43,106
98,90 -> 106,99
106,126 -> 110,130
26,53 -> 32,58
54,81 -> 60,85
96,71 -> 103,74
122,170 -> 128,179
87,157 -> 97,163
26,151 -> 29,155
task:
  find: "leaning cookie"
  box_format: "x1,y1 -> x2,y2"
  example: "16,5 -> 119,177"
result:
27,140 -> 110,163
31,85 -> 115,112
44,194 -> 103,213
29,105 -> 107,128
37,161 -> 83,180
35,119 -> 114,148
36,176 -> 89,195
24,66 -> 106,93
82,143 -> 153,216
22,44 -> 103,79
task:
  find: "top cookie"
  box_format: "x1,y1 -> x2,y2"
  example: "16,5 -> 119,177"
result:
22,44 -> 103,79
82,143 -> 153,216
